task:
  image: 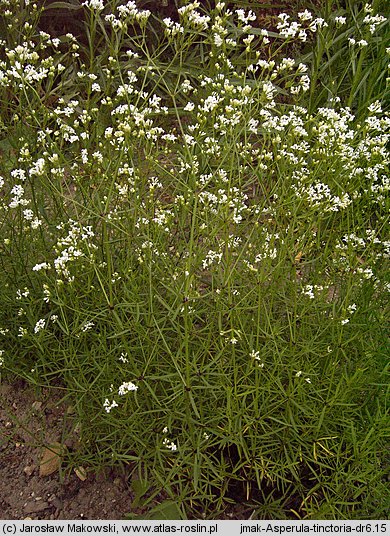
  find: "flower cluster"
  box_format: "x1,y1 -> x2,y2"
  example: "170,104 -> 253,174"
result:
162,427 -> 177,452
276,11 -> 328,42
0,3 -> 388,502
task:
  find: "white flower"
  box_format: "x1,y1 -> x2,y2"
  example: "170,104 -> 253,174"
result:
118,381 -> 138,395
92,151 -> 103,163
9,184 -> 29,208
243,34 -> 254,48
16,288 -> 29,300
202,250 -> 222,269
363,13 -> 386,34
119,352 -> 128,363
298,10 -> 313,21
335,16 -> 346,26
235,9 -> 256,24
178,4 -> 210,30
83,0 -> 104,10
34,318 -> 46,333
364,3 -> 373,13
31,218 -> 42,229
368,101 -> 382,114
302,285 -> 314,299
183,134 -> 195,146
81,149 -> 89,164
163,18 -> 184,37
163,437 -> 177,451
181,79 -> 193,93
213,34 -> 223,47
11,169 -> 26,181
81,321 -> 95,332
18,327 -> 28,338
23,209 -> 34,221
103,399 -> 118,413
32,262 -> 50,271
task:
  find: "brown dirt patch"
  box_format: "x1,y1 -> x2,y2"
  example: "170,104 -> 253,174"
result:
0,380 -> 135,520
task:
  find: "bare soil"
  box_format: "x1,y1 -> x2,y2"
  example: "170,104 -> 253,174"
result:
0,380 -> 135,520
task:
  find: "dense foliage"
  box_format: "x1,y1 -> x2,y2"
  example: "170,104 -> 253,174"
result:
0,0 -> 389,519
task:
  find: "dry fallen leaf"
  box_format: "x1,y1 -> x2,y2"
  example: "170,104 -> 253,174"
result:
39,442 -> 66,477
74,466 -> 87,481
294,251 -> 303,263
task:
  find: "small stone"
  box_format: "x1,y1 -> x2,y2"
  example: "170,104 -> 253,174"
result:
24,465 -> 34,477
23,500 -> 51,514
32,401 -> 43,411
49,496 -> 62,510
74,466 -> 87,481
